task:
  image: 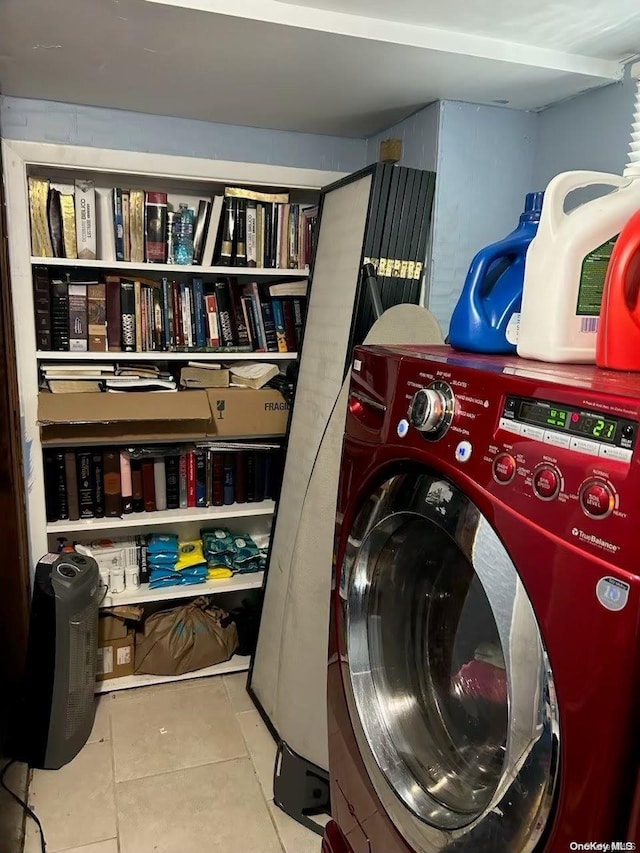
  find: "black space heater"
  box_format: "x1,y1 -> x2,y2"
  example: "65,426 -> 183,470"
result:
19,552 -> 100,770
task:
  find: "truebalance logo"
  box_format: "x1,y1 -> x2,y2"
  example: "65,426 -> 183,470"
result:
571,527 -> 620,554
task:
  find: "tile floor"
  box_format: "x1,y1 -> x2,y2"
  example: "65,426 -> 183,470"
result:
25,674 -> 325,853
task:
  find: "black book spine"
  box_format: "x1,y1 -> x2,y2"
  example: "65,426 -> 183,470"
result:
214,279 -> 237,346
254,452 -> 265,502
246,453 -> 256,503
235,199 -> 247,266
47,189 -> 64,258
260,289 -> 278,352
195,450 -> 207,507
120,280 -> 136,352
113,188 -> 124,261
223,453 -> 234,505
192,200 -> 209,265
137,535 -> 150,584
229,279 -> 250,346
219,199 -> 234,266
76,450 -> 94,519
33,266 -> 52,351
43,451 -> 59,522
54,451 -> 68,520
264,453 -> 274,500
165,455 -> 180,510
51,280 -> 70,351
91,450 -> 104,518
131,458 -> 144,513
264,204 -> 272,268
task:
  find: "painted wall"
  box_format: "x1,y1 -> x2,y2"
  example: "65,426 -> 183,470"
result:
428,100 -> 538,333
365,101 -> 440,172
0,96 -> 366,174
533,74 -> 635,187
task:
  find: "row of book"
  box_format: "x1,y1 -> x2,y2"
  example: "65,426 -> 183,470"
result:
44,444 -> 283,522
29,177 -> 318,270
34,266 -> 307,353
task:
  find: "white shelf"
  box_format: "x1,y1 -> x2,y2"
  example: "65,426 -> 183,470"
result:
46,501 -> 275,533
101,571 -> 264,608
95,654 -> 251,694
36,350 -> 297,361
31,256 -> 308,278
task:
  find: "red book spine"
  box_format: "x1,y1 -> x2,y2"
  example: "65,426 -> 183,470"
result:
144,191 -> 168,263
187,451 -> 197,507
105,277 -> 121,352
141,459 -> 156,511
235,452 -> 247,503
282,298 -> 297,352
212,453 -> 224,506
205,293 -> 220,347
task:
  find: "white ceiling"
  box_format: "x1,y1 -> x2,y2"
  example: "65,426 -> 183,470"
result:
0,0 -> 635,138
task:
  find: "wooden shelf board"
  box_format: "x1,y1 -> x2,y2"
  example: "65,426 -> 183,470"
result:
95,655 -> 251,694
31,257 -> 309,278
36,350 -> 297,361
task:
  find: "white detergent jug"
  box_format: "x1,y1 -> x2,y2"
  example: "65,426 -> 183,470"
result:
518,73 -> 640,363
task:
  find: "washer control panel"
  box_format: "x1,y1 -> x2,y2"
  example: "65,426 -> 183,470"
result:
408,381 -> 455,440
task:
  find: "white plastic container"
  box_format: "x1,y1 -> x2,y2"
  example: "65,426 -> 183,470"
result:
517,170 -> 640,363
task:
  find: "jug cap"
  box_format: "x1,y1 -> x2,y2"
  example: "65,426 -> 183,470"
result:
520,191 -> 544,223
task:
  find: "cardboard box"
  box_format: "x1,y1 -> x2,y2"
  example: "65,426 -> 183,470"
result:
98,613 -> 129,643
96,628 -> 135,681
38,390 -> 211,446
206,388 -> 289,438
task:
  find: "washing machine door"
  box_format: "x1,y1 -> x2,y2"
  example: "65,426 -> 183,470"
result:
340,470 -> 559,853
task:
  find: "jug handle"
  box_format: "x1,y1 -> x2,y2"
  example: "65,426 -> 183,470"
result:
467,236 -> 524,322
540,171 -> 632,239
619,236 -> 640,329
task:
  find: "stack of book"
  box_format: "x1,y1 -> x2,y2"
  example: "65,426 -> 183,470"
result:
29,176 -> 318,270
33,267 -> 307,354
40,363 -> 176,393
44,443 -> 282,522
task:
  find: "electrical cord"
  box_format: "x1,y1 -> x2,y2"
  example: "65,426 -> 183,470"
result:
0,758 -> 47,852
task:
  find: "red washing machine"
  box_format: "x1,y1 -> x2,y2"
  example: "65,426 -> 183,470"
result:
323,344 -> 640,853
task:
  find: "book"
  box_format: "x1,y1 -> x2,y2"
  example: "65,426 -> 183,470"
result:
225,187 -> 289,204
165,455 -> 180,510
235,453 -> 247,504
65,451 -> 79,521
246,200 -> 258,268
260,288 -> 278,352
246,453 -> 256,503
47,188 -> 64,257
223,453 -> 234,505
269,281 -> 308,298
256,204 -> 265,268
87,282 -> 107,352
229,280 -> 250,347
179,366 -> 230,388
191,278 -> 206,348
235,199 -> 247,266
282,298 -> 297,352
141,459 -> 156,511
113,188 -> 125,261
292,296 -> 306,348
129,189 -> 145,263
192,200 -> 210,265
219,199 -> 234,265
229,361 -> 279,389
288,203 -> 299,268
179,452 -> 188,508
76,450 -> 94,519
47,379 -> 102,394
195,450 -> 207,507
214,279 -> 236,346
103,450 -> 121,517
50,451 -> 68,521
187,451 -> 196,507
43,452 -> 58,522
33,267 -> 51,350
131,457 -> 144,513
254,452 -> 266,502
74,179 -> 96,260
212,453 -> 224,506
271,298 -> 288,353
241,296 -> 258,350
205,294 -> 220,347
244,283 -> 267,351
264,453 -> 273,499
145,192 -> 168,262
68,283 -> 88,352
105,276 -> 122,352
122,190 -> 131,262
28,178 -> 54,257
202,195 -> 224,266
51,279 -> 70,351
92,450 -> 105,518
120,279 -> 136,352
120,451 -> 133,514
134,281 -> 143,352
154,458 -> 167,511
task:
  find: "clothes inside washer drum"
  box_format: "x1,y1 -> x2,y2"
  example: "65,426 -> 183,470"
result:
251,303 -> 443,772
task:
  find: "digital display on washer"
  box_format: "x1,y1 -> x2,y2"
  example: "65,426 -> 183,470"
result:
504,396 -> 637,449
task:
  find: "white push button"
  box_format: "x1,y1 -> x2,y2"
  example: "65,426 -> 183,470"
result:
520,424 -> 545,441
455,441 -> 473,463
599,444 -> 632,464
569,437 -> 600,457
543,430 -> 571,449
499,417 -> 521,436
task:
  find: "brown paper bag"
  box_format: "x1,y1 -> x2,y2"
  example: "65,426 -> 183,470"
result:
135,596 -> 239,675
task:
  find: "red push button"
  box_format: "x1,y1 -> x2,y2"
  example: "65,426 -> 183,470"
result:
493,453 -> 516,484
580,480 -> 614,519
533,466 -> 560,500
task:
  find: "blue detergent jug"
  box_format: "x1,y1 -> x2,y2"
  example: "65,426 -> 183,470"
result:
449,191 -> 544,353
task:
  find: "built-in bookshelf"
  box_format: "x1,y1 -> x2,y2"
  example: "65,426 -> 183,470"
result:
4,139 -> 344,691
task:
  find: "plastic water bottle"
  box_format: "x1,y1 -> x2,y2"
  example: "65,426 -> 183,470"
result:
174,204 -> 194,265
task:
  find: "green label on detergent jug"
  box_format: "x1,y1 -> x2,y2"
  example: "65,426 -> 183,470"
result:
577,236 -> 618,316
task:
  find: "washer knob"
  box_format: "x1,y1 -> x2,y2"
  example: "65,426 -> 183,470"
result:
409,389 -> 446,433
